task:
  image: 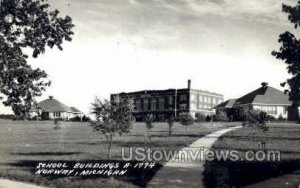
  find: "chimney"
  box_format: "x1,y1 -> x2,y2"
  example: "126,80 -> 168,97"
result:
49,96 -> 54,100
261,82 -> 268,88
188,79 -> 191,89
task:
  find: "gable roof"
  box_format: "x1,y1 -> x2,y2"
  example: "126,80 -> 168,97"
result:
235,86 -> 292,106
37,98 -> 72,112
70,107 -> 81,113
214,99 -> 237,109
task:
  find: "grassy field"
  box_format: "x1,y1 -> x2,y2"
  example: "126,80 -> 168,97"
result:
207,123 -> 300,188
0,119 -> 232,188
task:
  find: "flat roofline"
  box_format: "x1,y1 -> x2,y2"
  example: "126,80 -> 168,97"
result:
112,88 -> 223,96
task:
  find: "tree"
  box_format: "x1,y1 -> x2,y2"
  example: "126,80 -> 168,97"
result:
167,114 -> 175,137
0,0 -> 74,119
90,97 -> 135,159
272,1 -> 300,119
179,113 -> 194,134
145,114 -> 154,147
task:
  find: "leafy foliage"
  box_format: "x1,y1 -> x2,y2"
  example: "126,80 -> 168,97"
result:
272,1 -> 300,106
243,108 -> 269,132
89,97 -> 135,159
0,0 -> 74,118
145,114 -> 154,130
213,113 -> 229,122
179,113 -> 194,126
195,112 -> 206,122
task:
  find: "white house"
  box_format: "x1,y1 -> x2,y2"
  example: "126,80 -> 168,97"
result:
30,96 -> 83,120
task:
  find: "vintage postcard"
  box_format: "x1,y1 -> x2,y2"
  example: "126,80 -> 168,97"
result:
0,0 -> 300,187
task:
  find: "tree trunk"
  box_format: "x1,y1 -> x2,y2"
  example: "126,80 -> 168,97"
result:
108,134 -> 113,159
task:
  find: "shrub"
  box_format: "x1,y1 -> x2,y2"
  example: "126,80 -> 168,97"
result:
206,115 -> 212,122
179,113 -> 194,126
244,109 -> 268,127
213,114 -> 229,122
82,115 -> 90,122
195,113 -> 206,122
266,115 -> 276,122
145,114 -> 154,130
0,114 -> 15,120
70,116 -> 81,122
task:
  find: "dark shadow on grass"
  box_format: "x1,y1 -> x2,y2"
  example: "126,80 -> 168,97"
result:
203,159 -> 300,188
10,152 -> 82,156
3,160 -> 162,187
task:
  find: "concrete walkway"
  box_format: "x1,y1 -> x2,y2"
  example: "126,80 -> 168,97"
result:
0,178 -> 46,188
147,126 -> 242,188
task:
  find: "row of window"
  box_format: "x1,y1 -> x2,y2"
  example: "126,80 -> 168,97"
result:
254,106 -> 283,115
190,94 -> 222,104
190,104 -> 213,110
53,112 -> 61,117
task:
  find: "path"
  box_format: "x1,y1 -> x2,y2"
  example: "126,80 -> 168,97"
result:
0,178 -> 46,188
147,126 -> 242,188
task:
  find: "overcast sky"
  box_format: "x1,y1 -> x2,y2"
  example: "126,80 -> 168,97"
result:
0,0 -> 297,114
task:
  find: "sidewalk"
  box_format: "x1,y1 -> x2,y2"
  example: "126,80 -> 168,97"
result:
147,126 -> 242,188
0,178 -> 46,188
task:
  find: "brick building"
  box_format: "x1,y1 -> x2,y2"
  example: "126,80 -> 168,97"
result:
111,80 -> 223,121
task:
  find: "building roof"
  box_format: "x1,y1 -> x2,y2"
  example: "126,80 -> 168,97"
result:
235,86 -> 292,106
214,99 -> 237,109
37,98 -> 72,112
70,107 -> 81,113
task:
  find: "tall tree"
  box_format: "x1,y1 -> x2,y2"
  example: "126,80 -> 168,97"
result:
0,0 -> 74,119
90,97 -> 135,159
272,2 -> 300,113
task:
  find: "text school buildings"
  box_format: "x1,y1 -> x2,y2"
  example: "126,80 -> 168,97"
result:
111,80 -> 224,121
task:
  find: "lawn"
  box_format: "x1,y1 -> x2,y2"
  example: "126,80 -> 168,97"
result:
206,123 -> 300,188
0,119 -> 232,188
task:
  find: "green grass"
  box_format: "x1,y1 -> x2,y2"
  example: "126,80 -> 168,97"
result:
208,123 -> 300,188
0,119 -> 232,188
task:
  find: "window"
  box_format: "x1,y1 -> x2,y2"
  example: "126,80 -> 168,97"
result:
260,106 -> 277,114
204,97 -> 207,103
135,99 -> 142,111
191,104 -> 197,110
180,94 -> 188,101
152,98 -> 157,111
191,94 -> 197,101
54,112 -> 61,118
213,98 -> 216,104
180,104 -> 187,110
143,99 -> 149,111
199,96 -> 203,102
208,97 -> 211,103
158,98 -> 165,110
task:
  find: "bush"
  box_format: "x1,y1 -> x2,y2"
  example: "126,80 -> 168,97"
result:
0,114 -> 15,120
145,114 -> 154,130
266,115 -> 276,122
179,113 -> 194,126
70,116 -> 81,122
206,115 -> 212,122
195,113 -> 206,122
244,109 -> 268,127
82,115 -> 90,122
213,114 -> 229,122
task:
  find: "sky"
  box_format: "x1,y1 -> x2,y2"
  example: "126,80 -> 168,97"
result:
0,0 -> 298,114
